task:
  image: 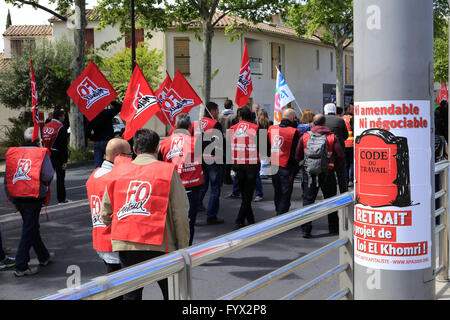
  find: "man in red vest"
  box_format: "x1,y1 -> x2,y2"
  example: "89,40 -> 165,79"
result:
195,101 -> 225,225
268,108 -> 300,216
227,105 -> 269,230
100,128 -> 189,300
4,127 -> 54,276
159,113 -> 203,245
42,109 -> 70,203
342,103 -> 354,187
295,114 -> 344,238
85,137 -> 131,298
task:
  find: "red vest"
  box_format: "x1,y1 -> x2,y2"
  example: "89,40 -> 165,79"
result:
160,133 -> 203,189
86,168 -> 113,252
342,115 -> 354,148
302,132 -> 335,170
193,117 -> 217,136
42,120 -> 64,150
108,160 -> 174,246
5,147 -> 48,198
268,125 -> 297,168
229,121 -> 260,165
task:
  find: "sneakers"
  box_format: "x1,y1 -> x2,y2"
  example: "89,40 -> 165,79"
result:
254,196 -> 263,202
14,267 -> 39,277
39,252 -> 55,267
225,193 -> 240,199
0,256 -> 16,269
206,218 -> 224,225
59,199 -> 72,204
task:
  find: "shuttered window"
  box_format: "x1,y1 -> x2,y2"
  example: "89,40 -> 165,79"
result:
271,42 -> 280,79
174,37 -> 190,76
345,55 -> 354,85
85,28 -> 94,52
10,39 -> 35,56
125,28 -> 144,48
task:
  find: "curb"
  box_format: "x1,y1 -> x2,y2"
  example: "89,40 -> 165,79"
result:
0,199 -> 90,231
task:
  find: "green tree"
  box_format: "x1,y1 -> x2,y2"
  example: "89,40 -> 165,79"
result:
0,37 -> 74,111
95,0 -> 291,118
98,42 -> 164,98
434,21 -> 449,84
6,9 -> 12,29
284,0 -> 353,111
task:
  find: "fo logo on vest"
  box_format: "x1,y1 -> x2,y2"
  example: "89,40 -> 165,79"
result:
117,180 -> 152,220
77,76 -> 110,109
234,123 -> 250,138
90,195 -> 105,228
13,159 -> 32,184
167,136 -> 185,160
271,135 -> 285,153
42,127 -> 54,135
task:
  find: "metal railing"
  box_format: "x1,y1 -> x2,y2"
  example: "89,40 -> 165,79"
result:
39,160 -> 450,300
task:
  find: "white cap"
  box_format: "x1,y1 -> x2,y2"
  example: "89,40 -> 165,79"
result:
324,103 -> 337,115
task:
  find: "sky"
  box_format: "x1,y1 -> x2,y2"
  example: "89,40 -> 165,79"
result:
0,0 -> 97,52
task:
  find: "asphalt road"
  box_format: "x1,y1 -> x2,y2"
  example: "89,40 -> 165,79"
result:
0,163 -> 343,300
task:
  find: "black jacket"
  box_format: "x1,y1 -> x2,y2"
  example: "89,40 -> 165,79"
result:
324,114 -> 348,149
87,101 -> 122,141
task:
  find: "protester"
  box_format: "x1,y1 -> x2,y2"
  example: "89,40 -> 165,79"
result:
295,114 -> 344,238
297,109 -> 315,196
42,109 -> 71,203
4,127 -> 54,276
100,128 -> 189,300
436,99 -> 448,142
254,108 -> 272,201
251,103 -> 260,123
227,105 -> 269,230
196,102 -> 225,224
435,109 -> 448,225
85,137 -> 131,299
218,99 -> 235,185
87,100 -> 122,168
0,229 -> 15,269
323,103 -> 348,194
225,108 -> 243,199
268,108 -> 300,215
342,103 -> 354,187
159,113 -> 203,245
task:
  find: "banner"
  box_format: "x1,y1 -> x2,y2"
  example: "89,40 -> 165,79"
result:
274,67 -> 295,125
67,61 -> 118,121
30,58 -> 40,142
154,71 -> 172,124
235,40 -> 253,108
436,82 -> 448,106
160,70 -> 202,128
354,100 -> 431,270
121,63 -> 160,141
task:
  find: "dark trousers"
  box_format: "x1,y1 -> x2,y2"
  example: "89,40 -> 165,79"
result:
223,164 -> 234,185
200,164 -> 223,221
235,170 -> 257,225
344,147 -> 354,185
187,188 -> 200,245
94,141 -> 108,168
272,167 -> 294,215
302,170 -> 338,235
119,251 -> 168,300
104,261 -> 123,300
0,229 -> 5,261
335,165 -> 348,194
14,200 -> 50,271
50,156 -> 66,203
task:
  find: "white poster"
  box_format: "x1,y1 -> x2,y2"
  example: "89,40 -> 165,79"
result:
353,100 -> 432,270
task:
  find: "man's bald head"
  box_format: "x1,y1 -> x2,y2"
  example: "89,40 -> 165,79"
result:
313,114 -> 326,126
283,108 -> 296,122
105,138 -> 132,162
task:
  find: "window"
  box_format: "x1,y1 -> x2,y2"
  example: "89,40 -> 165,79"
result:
125,28 -> 144,48
10,39 -> 35,56
174,37 -> 190,76
330,52 -> 334,72
316,49 -> 320,70
85,29 -> 94,52
271,42 -> 284,79
345,55 -> 354,85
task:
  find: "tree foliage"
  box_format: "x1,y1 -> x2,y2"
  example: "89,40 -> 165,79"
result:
0,37 -> 74,111
96,42 -> 164,98
434,20 -> 449,84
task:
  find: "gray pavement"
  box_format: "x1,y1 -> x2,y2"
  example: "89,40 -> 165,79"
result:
0,162 -> 344,300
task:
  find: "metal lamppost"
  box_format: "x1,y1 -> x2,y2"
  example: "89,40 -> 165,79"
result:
130,0 -> 136,71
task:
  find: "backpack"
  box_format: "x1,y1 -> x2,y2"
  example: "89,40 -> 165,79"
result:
304,131 -> 330,175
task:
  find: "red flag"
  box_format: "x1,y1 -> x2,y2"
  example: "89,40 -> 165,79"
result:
160,70 -> 203,128
436,82 -> 448,106
30,59 -> 40,142
154,71 -> 172,124
121,63 -> 160,141
235,41 -> 253,108
66,61 -> 118,121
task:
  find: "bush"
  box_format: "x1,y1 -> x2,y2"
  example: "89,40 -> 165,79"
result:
68,146 -> 94,163
0,111 -> 33,148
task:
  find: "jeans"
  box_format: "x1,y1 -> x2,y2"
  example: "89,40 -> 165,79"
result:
200,164 -> 223,221
50,156 -> 66,203
344,147 -> 354,184
118,251 -> 168,300
94,141 -> 108,168
235,170 -> 257,225
272,167 -> 294,215
232,173 -> 263,197
187,188 -> 200,245
14,199 -> 50,272
104,262 -> 123,300
302,170 -> 338,235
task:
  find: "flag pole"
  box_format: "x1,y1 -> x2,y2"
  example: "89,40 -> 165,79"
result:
293,100 -> 304,116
